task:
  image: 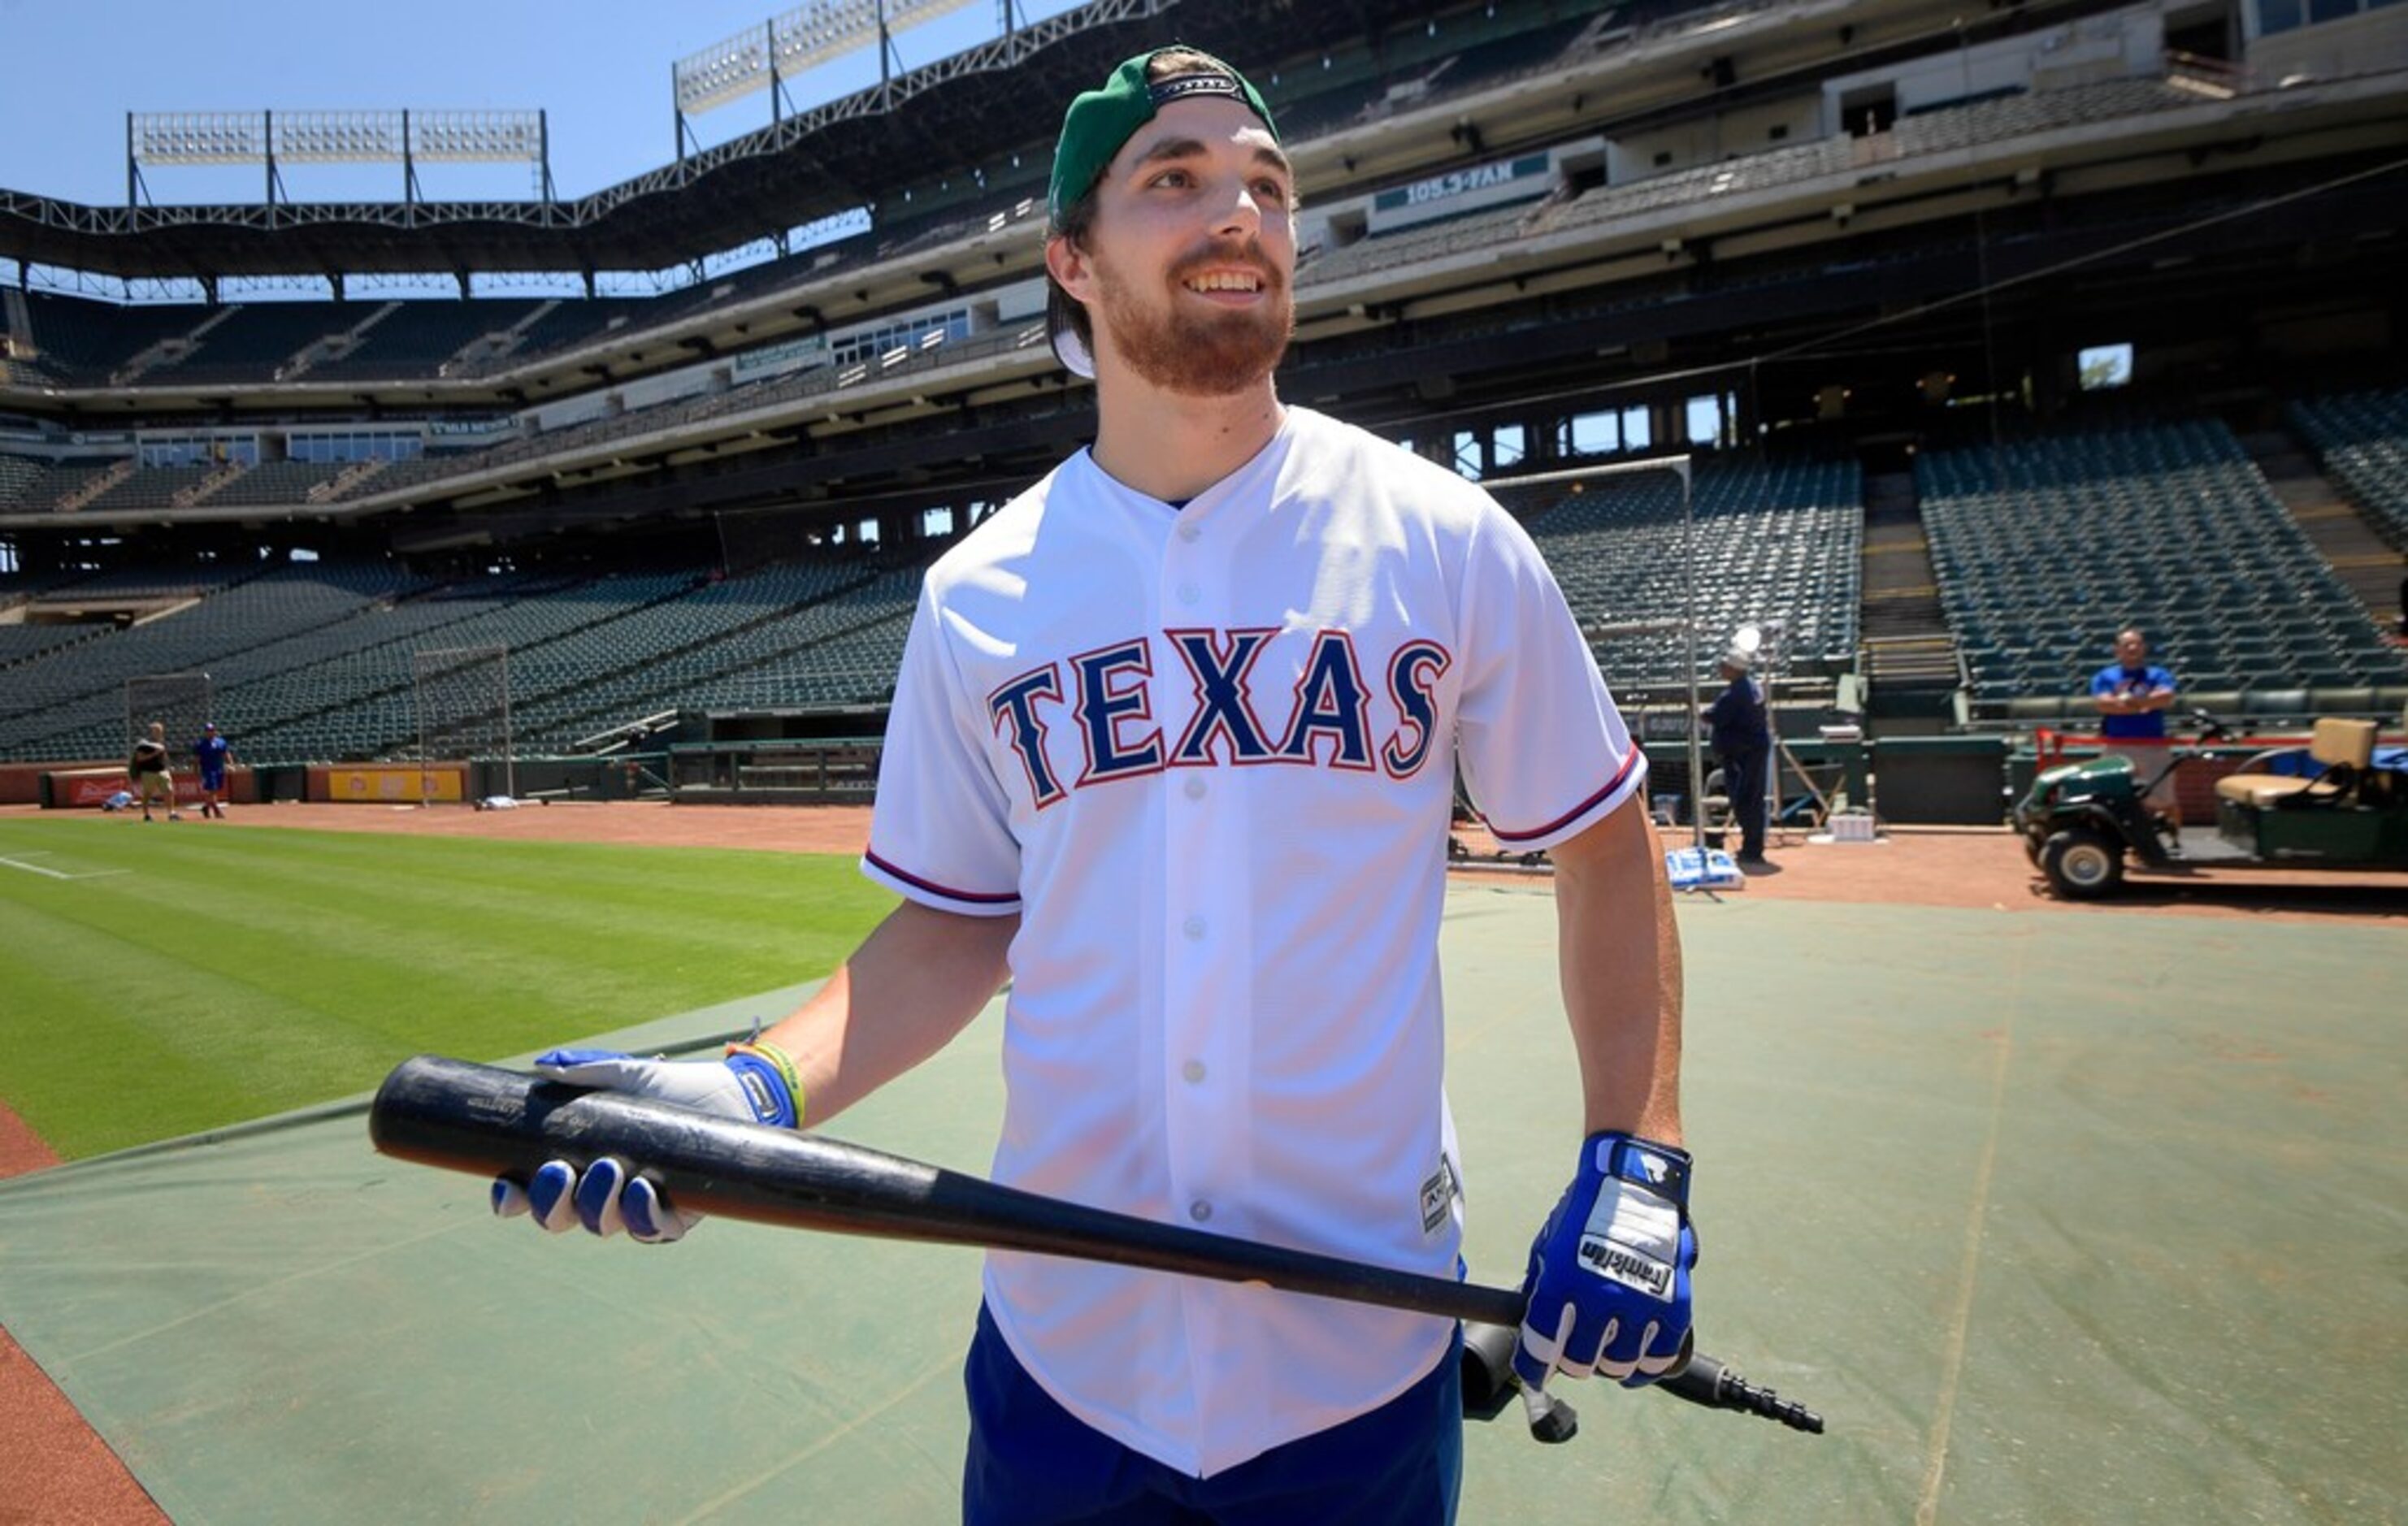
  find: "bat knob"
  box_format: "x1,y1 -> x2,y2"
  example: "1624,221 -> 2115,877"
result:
1520,1385 -> 1579,1444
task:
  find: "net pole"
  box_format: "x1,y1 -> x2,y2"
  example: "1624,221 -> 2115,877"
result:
1679,466 -> 1703,852
415,652 -> 436,809
1486,453 -> 1696,847
413,645 -> 510,806
124,671 -> 213,789
499,651 -> 514,800
1473,452 -> 1704,852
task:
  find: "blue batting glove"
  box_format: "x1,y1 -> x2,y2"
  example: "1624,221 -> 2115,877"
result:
1514,1132 -> 1697,1394
487,1047 -> 796,1243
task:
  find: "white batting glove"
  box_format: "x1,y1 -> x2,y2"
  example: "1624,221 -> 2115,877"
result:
488,1046 -> 797,1243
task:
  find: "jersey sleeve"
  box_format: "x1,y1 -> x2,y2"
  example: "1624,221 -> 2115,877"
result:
1454,502 -> 1647,849
860,582 -> 1024,916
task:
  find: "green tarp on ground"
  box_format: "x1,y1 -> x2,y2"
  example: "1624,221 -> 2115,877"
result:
3,890 -> 2402,1523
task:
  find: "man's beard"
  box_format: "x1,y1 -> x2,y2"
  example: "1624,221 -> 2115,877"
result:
1092,243 -> 1294,397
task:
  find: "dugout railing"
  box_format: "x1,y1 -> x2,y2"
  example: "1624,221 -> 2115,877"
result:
668,737 -> 882,804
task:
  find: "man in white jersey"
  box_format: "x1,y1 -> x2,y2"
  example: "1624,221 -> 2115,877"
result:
495,46 -> 1693,1524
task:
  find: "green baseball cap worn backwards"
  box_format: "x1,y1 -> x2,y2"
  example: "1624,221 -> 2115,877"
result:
1048,48 -> 1279,228
1046,47 -> 1281,377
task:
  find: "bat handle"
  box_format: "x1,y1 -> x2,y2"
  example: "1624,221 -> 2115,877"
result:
1518,1384 -> 1580,1443
1498,1345 -> 1825,1439
1655,1352 -> 1827,1433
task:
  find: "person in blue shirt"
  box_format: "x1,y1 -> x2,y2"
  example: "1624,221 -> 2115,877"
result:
1705,649 -> 1771,864
192,722 -> 232,819
2089,626 -> 2179,830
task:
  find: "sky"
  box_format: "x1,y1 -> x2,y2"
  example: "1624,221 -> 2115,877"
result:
0,0 -> 1084,208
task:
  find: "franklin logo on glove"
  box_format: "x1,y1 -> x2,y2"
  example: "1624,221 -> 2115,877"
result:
1516,1129 -> 1698,1394
1577,1238 -> 1673,1298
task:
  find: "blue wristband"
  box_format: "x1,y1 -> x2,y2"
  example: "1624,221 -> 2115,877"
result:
720,1049 -> 799,1128
1590,1131 -> 1693,1208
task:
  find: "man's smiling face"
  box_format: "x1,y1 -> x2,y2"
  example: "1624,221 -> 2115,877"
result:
1059,93 -> 1297,397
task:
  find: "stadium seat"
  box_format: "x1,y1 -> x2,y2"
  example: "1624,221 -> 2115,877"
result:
2241,688 -> 2309,720
2308,687 -> 2375,715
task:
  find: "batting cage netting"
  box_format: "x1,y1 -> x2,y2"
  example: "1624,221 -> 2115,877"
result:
125,672 -> 214,761
413,645 -> 513,804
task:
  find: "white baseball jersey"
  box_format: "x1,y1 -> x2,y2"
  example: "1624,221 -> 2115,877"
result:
862,405 -> 1644,1477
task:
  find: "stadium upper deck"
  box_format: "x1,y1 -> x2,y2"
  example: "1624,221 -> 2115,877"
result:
0,0 -> 1629,285
2,0 -> 2405,563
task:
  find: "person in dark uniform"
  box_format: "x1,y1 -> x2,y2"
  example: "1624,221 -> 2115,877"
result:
1706,649 -> 1770,865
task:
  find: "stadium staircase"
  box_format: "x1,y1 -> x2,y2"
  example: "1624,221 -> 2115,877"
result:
173,462 -> 249,508
110,306 -> 235,388
280,302 -> 401,380
442,301 -> 558,375
1856,469 -> 1961,729
54,458 -> 133,514
1,288 -> 30,375
309,459 -> 390,502
2237,427 -> 2403,623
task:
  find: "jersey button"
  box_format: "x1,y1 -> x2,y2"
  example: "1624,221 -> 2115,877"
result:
1183,777 -> 1207,801
1177,583 -> 1200,605
1178,522 -> 1201,543
1182,1059 -> 1207,1083
1182,916 -> 1207,940
1189,1199 -> 1213,1223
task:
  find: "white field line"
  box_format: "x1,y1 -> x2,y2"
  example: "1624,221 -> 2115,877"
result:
0,852 -> 128,882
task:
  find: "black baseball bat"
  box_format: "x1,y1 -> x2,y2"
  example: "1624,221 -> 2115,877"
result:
368,1055 -> 1822,1437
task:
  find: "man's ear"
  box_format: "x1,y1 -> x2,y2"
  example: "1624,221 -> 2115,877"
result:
1045,233 -> 1093,303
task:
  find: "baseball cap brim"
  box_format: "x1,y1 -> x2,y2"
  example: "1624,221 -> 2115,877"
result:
1046,282 -> 1096,379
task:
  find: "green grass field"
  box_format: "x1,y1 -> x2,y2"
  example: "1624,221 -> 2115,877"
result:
0,816 -> 894,1160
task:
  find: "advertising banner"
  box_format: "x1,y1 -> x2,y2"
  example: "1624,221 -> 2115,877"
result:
325,766 -> 463,803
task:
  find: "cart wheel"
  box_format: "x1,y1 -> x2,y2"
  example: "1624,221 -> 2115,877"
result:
2040,827 -> 2124,900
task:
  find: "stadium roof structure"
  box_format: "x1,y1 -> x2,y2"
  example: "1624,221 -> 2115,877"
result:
0,0 -> 1404,284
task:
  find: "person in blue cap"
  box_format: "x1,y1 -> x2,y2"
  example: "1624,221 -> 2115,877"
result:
193,722 -> 232,819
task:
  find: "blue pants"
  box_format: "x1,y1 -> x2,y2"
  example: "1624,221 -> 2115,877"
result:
1720,745 -> 1768,858
961,1304 -> 1463,1525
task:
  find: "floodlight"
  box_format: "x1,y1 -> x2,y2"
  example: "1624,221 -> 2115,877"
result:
677,0 -> 982,116
411,111 -> 546,164
132,111 -> 269,166
132,106 -> 540,168
675,28 -> 776,114
276,112 -> 406,165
